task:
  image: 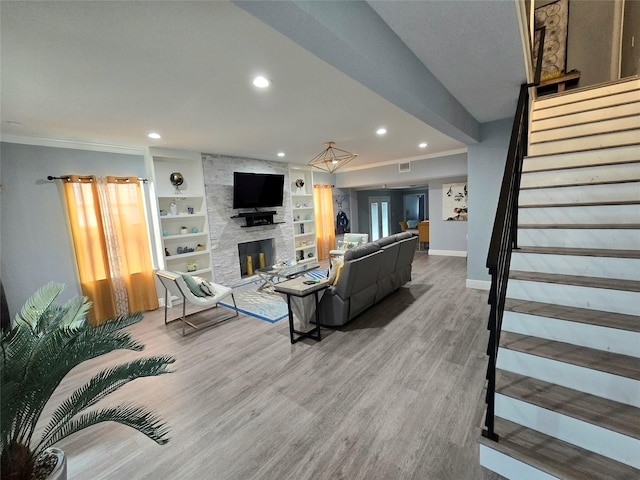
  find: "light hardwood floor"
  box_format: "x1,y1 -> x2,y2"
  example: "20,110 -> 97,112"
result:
44,253 -> 502,479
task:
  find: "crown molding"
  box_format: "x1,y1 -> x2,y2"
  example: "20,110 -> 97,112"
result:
0,134 -> 145,156
337,147 -> 468,173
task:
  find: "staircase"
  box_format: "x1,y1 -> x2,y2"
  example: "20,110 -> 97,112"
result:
479,77 -> 640,479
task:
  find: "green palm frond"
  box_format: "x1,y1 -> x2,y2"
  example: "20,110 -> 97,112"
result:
1,283 -> 174,478
38,355 -> 175,451
15,282 -> 65,332
38,404 -> 171,452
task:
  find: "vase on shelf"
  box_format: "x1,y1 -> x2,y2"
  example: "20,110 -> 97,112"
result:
169,202 -> 178,216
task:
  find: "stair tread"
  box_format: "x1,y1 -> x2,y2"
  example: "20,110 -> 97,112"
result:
513,246 -> 640,259
509,270 -> 640,292
519,223 -> 640,229
519,199 -> 640,208
496,370 -> 640,439
499,331 -> 640,380
480,417 -> 640,480
520,178 -> 640,189
504,298 -> 640,332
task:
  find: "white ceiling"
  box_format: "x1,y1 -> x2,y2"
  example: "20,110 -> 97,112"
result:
0,1 -> 525,170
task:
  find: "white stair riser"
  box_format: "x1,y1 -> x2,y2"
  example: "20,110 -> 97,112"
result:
497,349 -> 640,407
528,129 -> 640,157
507,280 -> 640,316
532,102 -> 640,132
531,115 -> 640,144
510,253 -> 640,281
521,162 -> 640,188
523,145 -> 640,172
534,79 -> 640,110
495,395 -> 640,469
502,311 -> 640,357
479,445 -> 560,480
518,204 -> 640,225
518,227 -> 640,250
519,182 -> 640,205
533,89 -> 640,120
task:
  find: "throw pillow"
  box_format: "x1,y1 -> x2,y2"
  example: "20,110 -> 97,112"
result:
332,262 -> 345,286
328,255 -> 344,284
407,220 -> 419,228
182,274 -> 207,298
199,280 -> 215,297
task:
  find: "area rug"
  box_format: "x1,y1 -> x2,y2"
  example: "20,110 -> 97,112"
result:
219,269 -> 327,323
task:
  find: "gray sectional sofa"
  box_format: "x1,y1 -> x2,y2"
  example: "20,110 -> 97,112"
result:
318,232 -> 418,327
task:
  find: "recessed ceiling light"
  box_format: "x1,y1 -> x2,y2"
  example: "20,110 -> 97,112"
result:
252,76 -> 271,88
419,142 -> 428,148
277,152 -> 285,157
376,128 -> 387,135
148,132 -> 161,140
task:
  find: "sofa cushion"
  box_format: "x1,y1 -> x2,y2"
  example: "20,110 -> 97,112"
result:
394,231 -> 413,241
373,235 -> 396,248
344,242 -> 379,261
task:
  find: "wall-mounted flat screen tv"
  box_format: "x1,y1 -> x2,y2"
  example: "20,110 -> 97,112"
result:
233,172 -> 285,209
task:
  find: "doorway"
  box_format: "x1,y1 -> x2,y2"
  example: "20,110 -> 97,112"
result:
369,196 -> 390,241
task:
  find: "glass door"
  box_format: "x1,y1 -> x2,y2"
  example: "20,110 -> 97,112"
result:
369,196 -> 390,241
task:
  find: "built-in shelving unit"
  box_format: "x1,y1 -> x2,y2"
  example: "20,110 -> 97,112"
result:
289,166 -> 317,263
146,149 -> 213,284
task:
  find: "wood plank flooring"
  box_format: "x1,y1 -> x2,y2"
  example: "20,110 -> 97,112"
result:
39,253 -> 502,480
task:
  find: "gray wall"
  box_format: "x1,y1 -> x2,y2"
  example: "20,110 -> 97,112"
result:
0,142 -> 146,317
467,118 -> 513,283
428,178 -> 468,253
566,0 -> 620,86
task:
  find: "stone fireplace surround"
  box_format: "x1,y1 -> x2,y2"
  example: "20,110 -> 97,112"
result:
202,154 -> 294,286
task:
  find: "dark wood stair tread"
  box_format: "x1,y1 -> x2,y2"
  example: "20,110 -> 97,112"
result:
499,332 -> 640,380
509,270 -> 640,292
519,199 -> 640,208
513,246 -> 640,259
479,417 -> 640,480
518,223 -> 640,229
505,298 -> 640,332
496,370 -> 640,439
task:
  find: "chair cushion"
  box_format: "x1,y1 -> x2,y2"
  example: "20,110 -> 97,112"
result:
182,274 -> 207,298
199,280 -> 215,296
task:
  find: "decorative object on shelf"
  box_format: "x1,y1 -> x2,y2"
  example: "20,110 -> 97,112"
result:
165,248 -> 171,256
247,256 -> 254,276
191,227 -> 198,233
162,230 -> 169,236
308,252 -> 314,258
187,206 -> 194,214
307,141 -> 358,173
177,247 -> 184,254
196,244 -> 205,251
295,215 -> 300,221
295,178 -> 305,194
303,203 -> 308,207
160,210 -> 167,216
169,202 -> 178,216
180,227 -> 188,234
186,261 -> 197,272
169,172 -> 184,195
296,203 -> 301,208
300,224 -> 305,234
306,213 -> 312,220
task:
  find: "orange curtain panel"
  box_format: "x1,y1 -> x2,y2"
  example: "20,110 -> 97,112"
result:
105,177 -> 159,312
313,184 -> 335,260
62,176 -> 117,324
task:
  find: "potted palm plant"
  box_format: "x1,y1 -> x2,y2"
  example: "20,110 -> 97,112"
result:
0,282 -> 175,480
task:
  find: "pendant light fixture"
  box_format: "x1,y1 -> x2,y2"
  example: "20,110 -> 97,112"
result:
307,141 -> 358,173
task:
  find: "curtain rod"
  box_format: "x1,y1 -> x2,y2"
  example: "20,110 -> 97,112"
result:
47,176 -> 148,183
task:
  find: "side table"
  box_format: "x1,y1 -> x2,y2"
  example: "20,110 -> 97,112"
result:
274,277 -> 330,344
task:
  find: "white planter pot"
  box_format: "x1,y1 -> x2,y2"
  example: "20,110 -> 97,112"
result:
45,448 -> 67,480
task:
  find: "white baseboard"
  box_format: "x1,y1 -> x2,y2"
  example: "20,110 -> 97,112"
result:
467,279 -> 490,290
428,249 -> 467,257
